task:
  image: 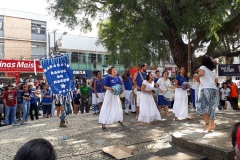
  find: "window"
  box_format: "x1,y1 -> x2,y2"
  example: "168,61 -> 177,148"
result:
71,52 -> 79,63
0,18 -> 3,30
103,55 -> 109,64
89,54 -> 96,63
0,43 -> 3,59
97,54 -> 102,64
31,43 -> 46,59
31,23 -> 46,35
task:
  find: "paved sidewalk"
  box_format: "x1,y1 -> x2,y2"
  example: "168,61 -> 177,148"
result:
0,109 -> 237,159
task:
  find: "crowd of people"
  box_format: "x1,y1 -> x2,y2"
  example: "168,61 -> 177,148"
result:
0,55 -> 239,131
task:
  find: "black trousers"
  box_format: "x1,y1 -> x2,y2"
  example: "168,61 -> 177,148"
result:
231,97 -> 238,110
30,103 -> 39,120
80,98 -> 89,113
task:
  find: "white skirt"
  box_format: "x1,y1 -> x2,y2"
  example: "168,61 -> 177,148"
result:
173,88 -> 188,119
99,90 -> 123,124
138,93 -> 161,123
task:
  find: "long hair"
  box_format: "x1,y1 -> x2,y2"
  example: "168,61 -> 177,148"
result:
145,72 -> 152,81
201,55 -> 216,71
178,67 -> 189,82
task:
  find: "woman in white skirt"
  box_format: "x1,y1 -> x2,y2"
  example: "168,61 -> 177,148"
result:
99,67 -> 125,131
138,72 -> 161,126
94,70 -> 106,110
173,67 -> 190,121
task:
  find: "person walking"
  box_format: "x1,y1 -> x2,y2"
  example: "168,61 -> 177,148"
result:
89,71 -> 99,114
196,55 -> 219,131
173,67 -> 189,121
133,63 -> 147,119
138,72 -> 161,126
73,84 -> 81,114
99,67 -> 125,131
3,84 -> 18,125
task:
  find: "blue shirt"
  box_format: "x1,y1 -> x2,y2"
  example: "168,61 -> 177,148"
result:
136,71 -> 147,91
123,77 -> 132,90
104,76 -> 123,87
175,75 -> 188,86
17,90 -> 23,104
95,78 -> 106,93
29,90 -> 37,104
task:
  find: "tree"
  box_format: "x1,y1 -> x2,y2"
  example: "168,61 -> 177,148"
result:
47,0 -> 240,72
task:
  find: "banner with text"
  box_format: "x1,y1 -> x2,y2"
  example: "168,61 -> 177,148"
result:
218,64 -> 240,76
40,54 -> 75,96
0,60 -> 42,72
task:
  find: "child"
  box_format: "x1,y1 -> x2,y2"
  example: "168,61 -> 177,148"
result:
224,96 -> 233,111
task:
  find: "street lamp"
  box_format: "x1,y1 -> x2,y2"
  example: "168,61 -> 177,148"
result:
51,30 -> 68,55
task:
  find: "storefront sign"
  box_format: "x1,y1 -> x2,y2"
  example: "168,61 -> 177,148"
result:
218,64 -> 240,76
73,70 -> 86,75
0,60 -> 42,72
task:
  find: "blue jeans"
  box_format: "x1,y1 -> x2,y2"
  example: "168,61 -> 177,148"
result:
22,100 -> 30,121
4,106 -> 17,125
60,97 -> 72,123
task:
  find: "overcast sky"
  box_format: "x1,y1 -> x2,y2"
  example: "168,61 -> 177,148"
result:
0,0 -> 98,37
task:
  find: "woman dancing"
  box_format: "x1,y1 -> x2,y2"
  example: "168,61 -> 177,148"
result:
138,72 -> 161,126
196,55 -> 218,131
173,67 -> 189,121
99,67 -> 124,131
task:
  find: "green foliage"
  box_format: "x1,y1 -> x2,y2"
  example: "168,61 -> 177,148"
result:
48,0 -> 240,68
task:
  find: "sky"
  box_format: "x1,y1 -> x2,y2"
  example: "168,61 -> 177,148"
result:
0,0 -> 98,37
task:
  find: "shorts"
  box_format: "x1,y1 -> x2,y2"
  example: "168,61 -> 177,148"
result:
158,95 -> 171,106
55,101 -> 61,107
42,104 -> 52,114
74,99 -> 80,105
0,104 -> 3,113
17,104 -> 23,112
96,92 -> 105,103
137,91 -> 141,106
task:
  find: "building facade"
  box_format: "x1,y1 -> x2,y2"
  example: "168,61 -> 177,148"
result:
0,8 -> 47,60
49,33 -> 125,79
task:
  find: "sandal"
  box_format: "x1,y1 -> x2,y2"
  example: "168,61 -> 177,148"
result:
141,122 -> 146,126
102,125 -> 107,131
118,121 -> 125,126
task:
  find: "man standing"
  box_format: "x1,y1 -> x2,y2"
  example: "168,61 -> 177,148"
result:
154,70 -> 161,84
122,69 -> 136,115
227,79 -> 239,110
80,80 -> 90,114
133,63 -> 147,119
3,84 -> 18,125
191,67 -> 200,109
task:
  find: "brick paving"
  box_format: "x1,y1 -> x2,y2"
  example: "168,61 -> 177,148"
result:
0,109 -> 238,160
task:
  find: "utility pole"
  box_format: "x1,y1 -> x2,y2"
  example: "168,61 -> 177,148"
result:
187,31 -> 191,78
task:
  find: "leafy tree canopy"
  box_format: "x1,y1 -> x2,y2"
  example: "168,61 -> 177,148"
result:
47,0 -> 240,71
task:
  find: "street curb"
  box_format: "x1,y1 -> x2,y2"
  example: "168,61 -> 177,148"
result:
172,135 -> 235,160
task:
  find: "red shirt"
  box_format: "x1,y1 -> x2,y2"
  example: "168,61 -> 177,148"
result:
3,90 -> 17,106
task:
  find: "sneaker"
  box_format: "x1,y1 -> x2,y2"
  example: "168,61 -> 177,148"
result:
12,123 -> 20,126
20,121 -> 27,125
